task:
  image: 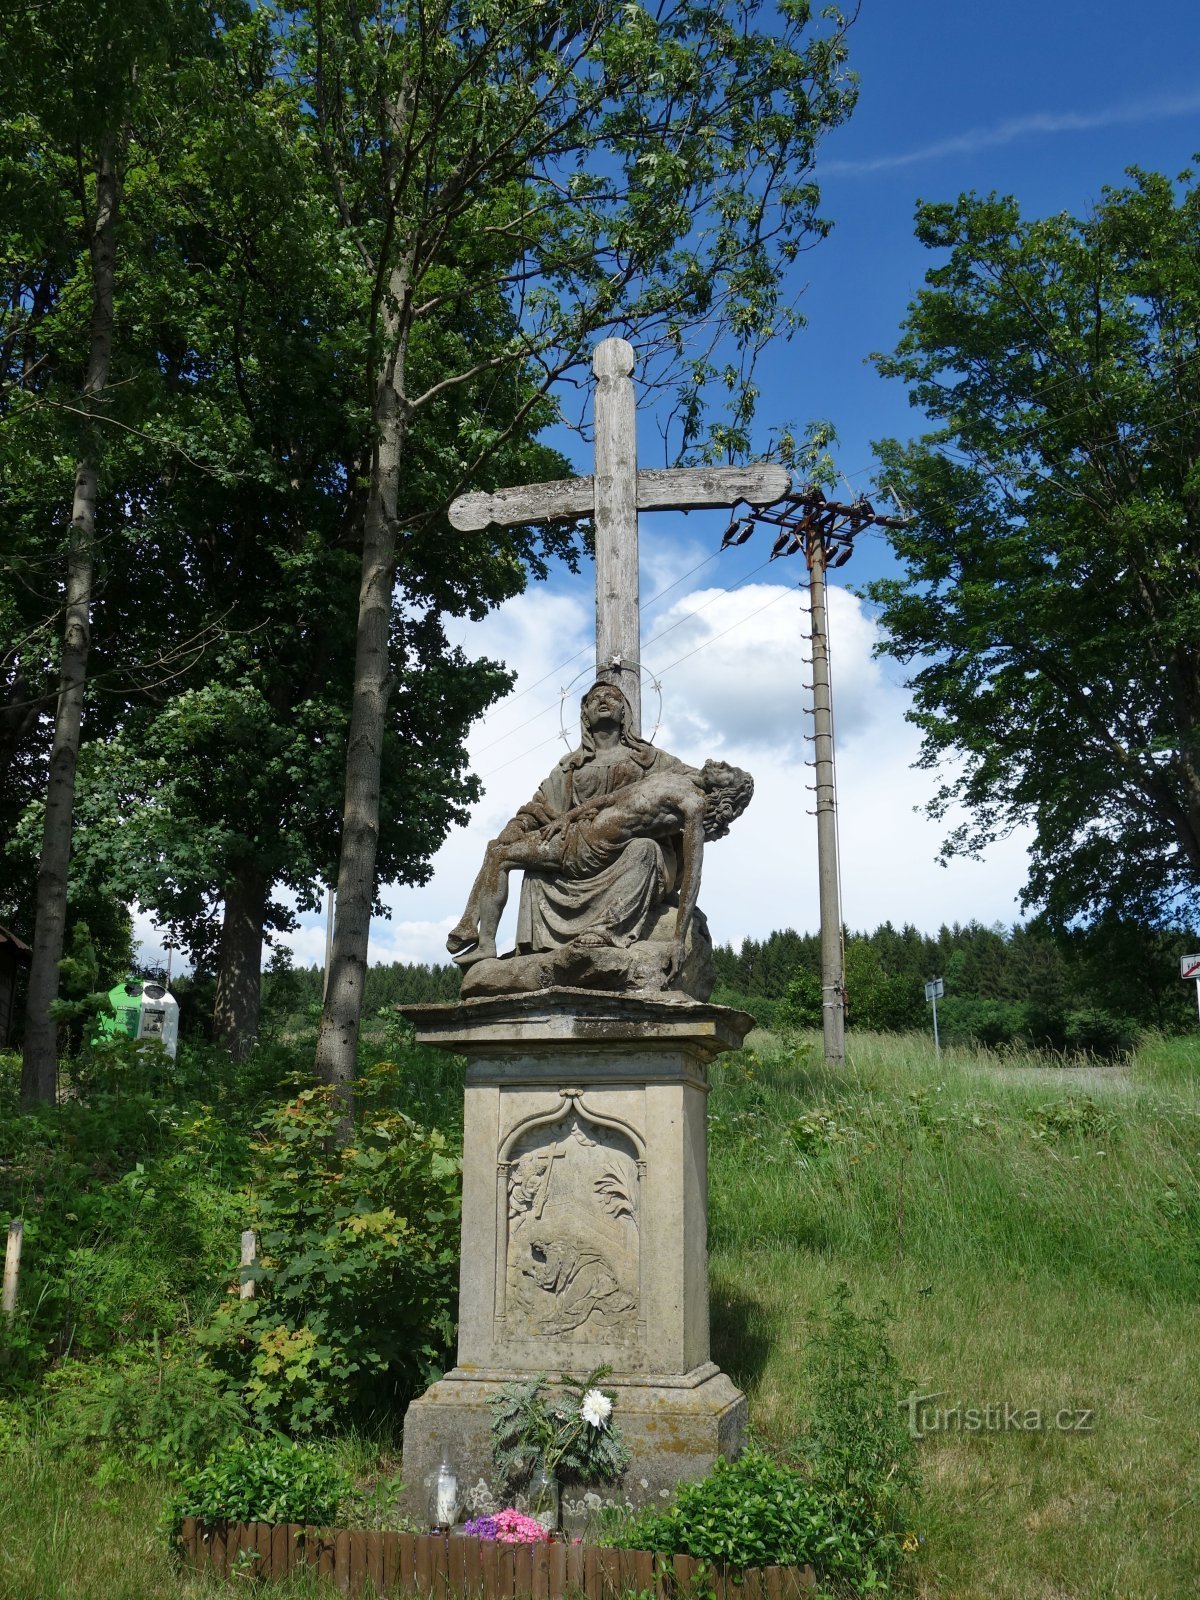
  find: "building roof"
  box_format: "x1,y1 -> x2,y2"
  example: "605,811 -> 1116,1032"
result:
0,926 -> 32,965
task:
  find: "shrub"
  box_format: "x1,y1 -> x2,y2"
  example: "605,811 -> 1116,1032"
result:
42,1346 -> 248,1471
626,1445 -> 838,1571
630,1288 -> 919,1592
801,1284 -> 917,1503
776,972 -> 822,1032
936,996 -> 1025,1049
0,1092 -> 249,1384
798,1284 -> 918,1591
171,1434 -> 351,1527
196,1062 -> 461,1433
709,986 -> 780,1029
1062,1008 -> 1139,1059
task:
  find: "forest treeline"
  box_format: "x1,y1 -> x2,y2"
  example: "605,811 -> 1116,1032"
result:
257,916 -> 1199,1057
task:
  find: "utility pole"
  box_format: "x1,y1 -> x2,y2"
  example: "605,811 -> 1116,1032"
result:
723,488 -> 909,1066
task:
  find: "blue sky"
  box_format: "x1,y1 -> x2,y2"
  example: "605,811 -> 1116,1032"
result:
134,3 -> 1200,970
734,0 -> 1200,592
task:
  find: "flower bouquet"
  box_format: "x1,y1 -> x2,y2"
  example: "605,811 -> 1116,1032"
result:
488,1366 -> 630,1533
463,1509 -> 553,1544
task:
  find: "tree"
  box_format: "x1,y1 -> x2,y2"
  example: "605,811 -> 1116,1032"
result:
2,0 -> 216,1102
290,0 -> 859,1088
57,17 -> 568,1054
870,169 -> 1200,929
4,4 -> 572,1061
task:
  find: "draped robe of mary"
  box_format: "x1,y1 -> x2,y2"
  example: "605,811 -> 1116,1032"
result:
514,736 -> 687,953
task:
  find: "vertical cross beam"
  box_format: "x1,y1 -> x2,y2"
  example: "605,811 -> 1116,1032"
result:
592,338 -> 641,734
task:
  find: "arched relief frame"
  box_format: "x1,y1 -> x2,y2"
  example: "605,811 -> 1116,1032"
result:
494,1087 -> 646,1343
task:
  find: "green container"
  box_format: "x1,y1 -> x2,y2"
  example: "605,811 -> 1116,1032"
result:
97,980 -> 144,1041
94,979 -> 179,1057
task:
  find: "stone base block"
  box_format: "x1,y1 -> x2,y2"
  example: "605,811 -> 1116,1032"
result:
458,908 -> 716,1005
400,1363 -> 746,1525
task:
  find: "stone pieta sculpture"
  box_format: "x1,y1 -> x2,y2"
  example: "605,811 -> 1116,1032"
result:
447,679 -> 753,1000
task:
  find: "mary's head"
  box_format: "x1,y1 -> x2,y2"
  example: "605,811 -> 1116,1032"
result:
580,679 -> 630,735
566,677 -> 657,773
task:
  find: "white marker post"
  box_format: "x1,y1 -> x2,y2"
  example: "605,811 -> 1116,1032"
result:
925,977 -> 944,1060
1181,954 -> 1200,1023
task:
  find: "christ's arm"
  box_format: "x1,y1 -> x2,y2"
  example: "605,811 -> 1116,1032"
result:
670,806 -> 705,975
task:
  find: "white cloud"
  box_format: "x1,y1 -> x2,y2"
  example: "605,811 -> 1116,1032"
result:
822,89 -> 1200,177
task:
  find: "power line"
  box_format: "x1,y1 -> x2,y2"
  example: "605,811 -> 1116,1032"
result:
652,586 -> 799,680
472,545 -> 729,732
470,553 -> 779,759
478,575 -> 809,779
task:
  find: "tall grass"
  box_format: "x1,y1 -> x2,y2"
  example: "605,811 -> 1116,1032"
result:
709,1028 -> 1200,1599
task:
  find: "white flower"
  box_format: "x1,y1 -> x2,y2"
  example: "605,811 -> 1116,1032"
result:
580,1389 -> 613,1429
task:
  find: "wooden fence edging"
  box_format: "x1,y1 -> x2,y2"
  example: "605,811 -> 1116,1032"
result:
177,1519 -> 816,1598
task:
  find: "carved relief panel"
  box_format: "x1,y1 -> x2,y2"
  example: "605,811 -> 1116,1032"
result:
497,1089 -> 643,1346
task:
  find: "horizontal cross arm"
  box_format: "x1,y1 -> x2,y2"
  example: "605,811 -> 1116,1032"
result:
637,463 -> 791,512
448,475 -> 593,532
448,462 -> 790,533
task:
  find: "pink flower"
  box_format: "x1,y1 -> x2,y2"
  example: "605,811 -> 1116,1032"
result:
480,1509 -> 551,1544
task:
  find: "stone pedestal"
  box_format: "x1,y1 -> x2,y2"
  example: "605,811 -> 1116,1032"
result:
398,988 -> 753,1520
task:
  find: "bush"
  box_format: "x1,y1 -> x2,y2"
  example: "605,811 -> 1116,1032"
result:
625,1444 -> 838,1571
196,1061 -> 461,1433
776,972 -> 822,1032
1062,1008 -> 1139,1059
0,1091 -> 249,1385
628,1287 -> 918,1594
172,1434 -> 351,1527
709,986 -> 780,1029
42,1347 -> 248,1471
934,996 -> 1025,1049
800,1285 -> 917,1534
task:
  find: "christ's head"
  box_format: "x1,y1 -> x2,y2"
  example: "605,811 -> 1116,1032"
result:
698,760 -> 754,841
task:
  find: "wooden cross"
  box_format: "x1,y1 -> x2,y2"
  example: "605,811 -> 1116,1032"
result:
449,338 -> 789,735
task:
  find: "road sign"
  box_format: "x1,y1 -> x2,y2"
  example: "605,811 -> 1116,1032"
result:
1181,954 -> 1200,980
925,979 -> 944,1002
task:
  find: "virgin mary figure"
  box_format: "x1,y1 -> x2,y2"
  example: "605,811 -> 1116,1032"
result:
448,679 -> 688,959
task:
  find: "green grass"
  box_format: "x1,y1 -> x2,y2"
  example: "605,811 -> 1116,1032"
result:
3,1028 -> 1198,1597
709,1029 -> 1200,1599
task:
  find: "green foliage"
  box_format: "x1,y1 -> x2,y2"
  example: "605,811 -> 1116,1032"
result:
800,1287 -> 917,1550
46,922 -> 116,1055
171,1435 -> 351,1528
0,1074 -> 249,1385
629,1290 -> 916,1593
197,1063 -> 461,1433
713,916 -> 1200,1048
776,971 -> 822,1032
869,168 -> 1200,928
627,1445 -> 838,1571
1026,1097 -> 1115,1142
843,942 -> 924,1034
489,1367 -> 630,1489
41,1346 -> 248,1472
935,996 -> 1024,1050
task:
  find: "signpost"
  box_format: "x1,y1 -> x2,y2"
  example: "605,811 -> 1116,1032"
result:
925,977 -> 944,1059
1181,954 -> 1200,1022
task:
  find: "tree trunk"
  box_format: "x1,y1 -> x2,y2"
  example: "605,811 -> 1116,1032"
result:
212,858 -> 270,1059
314,287 -> 409,1094
21,140 -> 120,1109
